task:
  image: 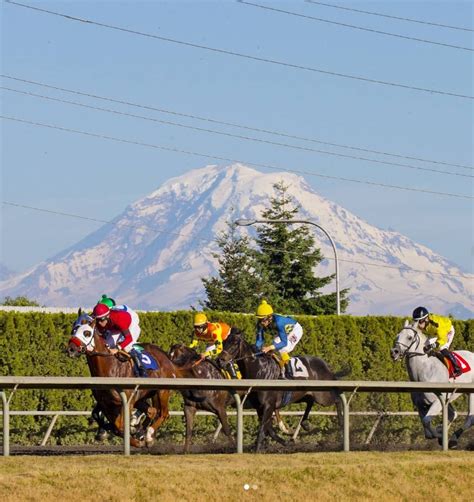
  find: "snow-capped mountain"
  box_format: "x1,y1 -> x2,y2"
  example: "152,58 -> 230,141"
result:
1,164 -> 472,318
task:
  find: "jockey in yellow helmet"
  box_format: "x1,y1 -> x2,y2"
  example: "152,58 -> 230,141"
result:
190,312 -> 232,361
255,300 -> 303,379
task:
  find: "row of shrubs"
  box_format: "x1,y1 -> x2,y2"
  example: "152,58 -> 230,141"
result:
0,311 -> 472,446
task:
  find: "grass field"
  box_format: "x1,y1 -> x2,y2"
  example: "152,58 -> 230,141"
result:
1,451 -> 473,501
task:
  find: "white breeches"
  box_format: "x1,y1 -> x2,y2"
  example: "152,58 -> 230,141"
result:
104,310 -> 141,353
274,323 -> 303,354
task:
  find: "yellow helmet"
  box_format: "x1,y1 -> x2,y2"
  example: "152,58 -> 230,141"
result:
194,312 -> 208,326
256,300 -> 273,318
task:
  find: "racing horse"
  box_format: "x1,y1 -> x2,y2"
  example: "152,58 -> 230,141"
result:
217,331 -> 348,452
169,343 -> 234,452
67,313 -> 178,448
391,320 -> 474,448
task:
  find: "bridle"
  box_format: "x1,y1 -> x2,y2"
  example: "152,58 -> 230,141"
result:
69,326 -> 116,358
394,326 -> 426,359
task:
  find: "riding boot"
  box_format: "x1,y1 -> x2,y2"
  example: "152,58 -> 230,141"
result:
284,360 -> 293,379
441,349 -> 462,377
226,362 -> 237,379
279,352 -> 291,379
130,348 -> 147,377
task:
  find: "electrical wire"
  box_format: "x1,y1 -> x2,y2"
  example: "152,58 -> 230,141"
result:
239,1 -> 473,52
3,74 -> 471,170
2,114 -> 472,200
3,86 -> 470,179
305,1 -> 474,33
4,1 -> 473,99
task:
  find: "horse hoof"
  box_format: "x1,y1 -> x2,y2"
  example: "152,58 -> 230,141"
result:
130,437 -> 144,448
95,430 -> 109,442
146,439 -> 155,448
449,439 -> 458,449
301,420 -> 311,432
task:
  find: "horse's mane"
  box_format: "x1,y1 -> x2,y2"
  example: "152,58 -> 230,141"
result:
226,332 -> 281,380
169,343 -> 201,367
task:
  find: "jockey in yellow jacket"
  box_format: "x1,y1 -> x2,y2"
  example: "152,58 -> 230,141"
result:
412,306 -> 462,377
190,313 -> 232,360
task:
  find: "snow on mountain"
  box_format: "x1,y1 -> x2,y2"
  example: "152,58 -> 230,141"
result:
0,164 -> 472,318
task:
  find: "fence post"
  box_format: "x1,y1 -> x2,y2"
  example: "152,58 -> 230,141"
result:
1,391 -> 9,457
120,391 -> 130,456
340,393 -> 350,452
233,393 -> 243,454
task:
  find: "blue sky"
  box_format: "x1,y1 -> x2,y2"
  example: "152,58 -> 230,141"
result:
1,0 -> 473,274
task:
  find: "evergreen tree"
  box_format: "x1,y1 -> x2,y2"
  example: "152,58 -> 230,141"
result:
255,181 -> 349,315
201,224 -> 270,312
1,295 -> 40,306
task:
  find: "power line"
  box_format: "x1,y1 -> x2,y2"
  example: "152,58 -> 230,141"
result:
4,201 -> 472,279
4,75 -> 472,171
305,1 -> 474,33
2,114 -> 472,200
3,86 -> 470,179
239,1 -> 473,52
5,0 -> 473,100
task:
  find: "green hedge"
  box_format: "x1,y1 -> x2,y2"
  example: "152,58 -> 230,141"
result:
0,311 -> 472,446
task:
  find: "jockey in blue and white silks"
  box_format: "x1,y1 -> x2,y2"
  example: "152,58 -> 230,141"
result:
255,300 -> 303,378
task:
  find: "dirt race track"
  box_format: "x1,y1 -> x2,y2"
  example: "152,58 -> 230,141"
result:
6,435 -> 474,455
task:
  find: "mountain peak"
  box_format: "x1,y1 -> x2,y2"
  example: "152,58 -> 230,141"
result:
1,163 -> 472,318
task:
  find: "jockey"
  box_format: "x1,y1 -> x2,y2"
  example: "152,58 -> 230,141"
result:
97,294 -> 116,309
255,300 -> 303,379
92,303 -> 147,377
413,306 -> 462,378
190,312 -> 232,361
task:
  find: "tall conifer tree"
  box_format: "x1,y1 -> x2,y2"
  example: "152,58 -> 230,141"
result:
201,224 -> 271,312
255,181 -> 348,314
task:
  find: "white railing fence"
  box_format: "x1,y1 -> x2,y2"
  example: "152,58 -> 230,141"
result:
1,377 -> 473,456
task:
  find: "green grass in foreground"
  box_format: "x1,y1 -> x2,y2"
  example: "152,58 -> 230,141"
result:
1,451 -> 473,502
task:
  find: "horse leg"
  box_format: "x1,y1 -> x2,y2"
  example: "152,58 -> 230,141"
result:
421,398 -> 443,440
449,393 -> 474,448
91,403 -> 111,441
214,405 -> 234,445
274,409 -> 291,435
255,406 -> 271,453
184,405 -> 197,453
114,403 -> 144,448
300,397 -> 315,432
145,390 -> 170,447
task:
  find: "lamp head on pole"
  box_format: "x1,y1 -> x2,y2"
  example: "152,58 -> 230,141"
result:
234,219 -> 257,227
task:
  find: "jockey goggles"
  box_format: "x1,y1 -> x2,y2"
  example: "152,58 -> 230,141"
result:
194,323 -> 207,334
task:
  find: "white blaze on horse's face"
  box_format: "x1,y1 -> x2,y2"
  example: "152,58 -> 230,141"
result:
72,323 -> 96,352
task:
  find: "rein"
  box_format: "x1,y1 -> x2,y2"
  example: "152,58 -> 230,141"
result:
396,328 -> 426,359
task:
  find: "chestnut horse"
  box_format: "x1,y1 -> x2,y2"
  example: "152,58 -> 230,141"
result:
67,319 -> 177,447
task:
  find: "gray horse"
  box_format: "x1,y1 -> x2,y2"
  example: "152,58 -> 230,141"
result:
391,320 -> 474,448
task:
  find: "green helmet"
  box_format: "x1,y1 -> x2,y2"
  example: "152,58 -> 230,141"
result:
97,294 -> 116,309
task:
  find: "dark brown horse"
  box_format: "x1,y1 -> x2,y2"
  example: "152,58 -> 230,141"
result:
169,343 -> 234,453
67,319 -> 177,448
218,331 -> 348,452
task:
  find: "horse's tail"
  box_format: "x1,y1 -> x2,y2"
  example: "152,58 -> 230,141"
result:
334,365 -> 351,380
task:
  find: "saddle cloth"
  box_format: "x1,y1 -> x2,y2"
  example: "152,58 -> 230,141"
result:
444,352 -> 471,379
133,345 -> 159,371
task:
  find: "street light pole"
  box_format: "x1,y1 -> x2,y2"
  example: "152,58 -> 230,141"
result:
235,218 -> 340,315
